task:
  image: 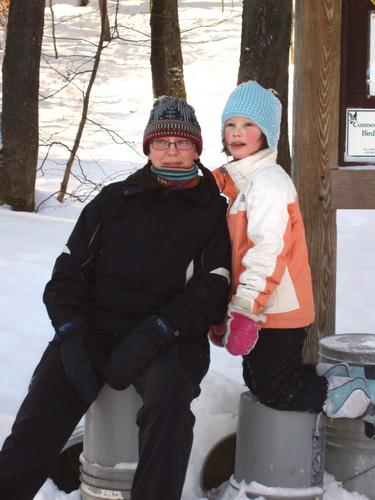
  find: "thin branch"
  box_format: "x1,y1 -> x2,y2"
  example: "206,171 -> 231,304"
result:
86,117 -> 143,156
114,24 -> 151,38
39,54 -> 91,99
42,34 -> 104,49
48,0 -> 58,58
179,15 -> 241,35
37,141 -> 73,175
35,190 -> 61,212
57,0 -> 108,203
112,0 -> 120,39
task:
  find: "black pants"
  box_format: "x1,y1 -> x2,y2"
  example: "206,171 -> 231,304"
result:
243,327 -> 328,413
0,337 -> 209,500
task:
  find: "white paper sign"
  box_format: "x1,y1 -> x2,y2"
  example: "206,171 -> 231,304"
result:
346,108 -> 375,158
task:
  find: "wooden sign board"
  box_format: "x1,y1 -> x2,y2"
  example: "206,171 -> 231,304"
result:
369,11 -> 375,96
338,1 -> 375,167
345,108 -> 375,161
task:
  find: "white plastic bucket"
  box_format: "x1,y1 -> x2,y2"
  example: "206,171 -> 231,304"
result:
319,333 -> 375,500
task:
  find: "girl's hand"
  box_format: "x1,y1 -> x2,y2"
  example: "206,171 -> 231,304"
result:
223,306 -> 260,356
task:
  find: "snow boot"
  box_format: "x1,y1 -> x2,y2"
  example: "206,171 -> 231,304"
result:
316,362 -> 365,378
324,376 -> 375,424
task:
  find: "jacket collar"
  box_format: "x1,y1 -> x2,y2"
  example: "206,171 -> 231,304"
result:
123,163 -> 220,207
224,148 -> 278,191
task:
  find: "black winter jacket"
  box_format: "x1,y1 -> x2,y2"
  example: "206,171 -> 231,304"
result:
43,164 -> 231,339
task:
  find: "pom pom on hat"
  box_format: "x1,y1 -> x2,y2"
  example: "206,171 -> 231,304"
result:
143,96 -> 203,155
221,81 -> 282,150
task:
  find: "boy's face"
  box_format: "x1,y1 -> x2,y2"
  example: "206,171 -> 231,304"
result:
148,136 -> 199,167
224,116 -> 264,160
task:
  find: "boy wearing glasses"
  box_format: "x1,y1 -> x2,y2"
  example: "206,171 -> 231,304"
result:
0,96 -> 231,500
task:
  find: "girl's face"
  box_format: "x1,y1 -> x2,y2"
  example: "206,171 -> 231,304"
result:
224,116 -> 264,160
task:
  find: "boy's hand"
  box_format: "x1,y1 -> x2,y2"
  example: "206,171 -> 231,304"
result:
105,316 -> 178,391
54,319 -> 102,403
209,323 -> 225,347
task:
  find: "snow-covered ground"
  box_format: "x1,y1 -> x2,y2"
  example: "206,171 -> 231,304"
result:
0,1 -> 375,499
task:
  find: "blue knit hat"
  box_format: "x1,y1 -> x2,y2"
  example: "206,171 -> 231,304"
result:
221,81 -> 282,150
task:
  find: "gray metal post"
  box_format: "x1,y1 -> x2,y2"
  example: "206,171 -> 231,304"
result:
80,384 -> 142,500
220,392 -> 325,500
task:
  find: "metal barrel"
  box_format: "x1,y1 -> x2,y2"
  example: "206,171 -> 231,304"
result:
319,333 -> 375,500
219,391 -> 325,500
80,384 -> 142,500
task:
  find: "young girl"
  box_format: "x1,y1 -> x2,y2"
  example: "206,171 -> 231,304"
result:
211,80 -> 375,421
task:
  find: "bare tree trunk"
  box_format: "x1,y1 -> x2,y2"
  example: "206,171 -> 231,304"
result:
0,0 -> 45,211
99,0 -> 110,41
0,0 -> 10,32
238,0 -> 292,175
57,0 -> 107,202
150,0 -> 186,99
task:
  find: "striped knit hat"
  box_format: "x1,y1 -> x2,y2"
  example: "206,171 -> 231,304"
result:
221,81 -> 282,150
143,96 -> 203,155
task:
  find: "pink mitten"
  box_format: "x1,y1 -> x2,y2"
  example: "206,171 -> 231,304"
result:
224,310 -> 260,356
209,323 -> 225,347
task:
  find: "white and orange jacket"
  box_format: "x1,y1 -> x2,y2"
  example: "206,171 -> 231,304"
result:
213,149 -> 315,329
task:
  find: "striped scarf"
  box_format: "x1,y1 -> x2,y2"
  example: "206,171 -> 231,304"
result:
150,163 -> 199,190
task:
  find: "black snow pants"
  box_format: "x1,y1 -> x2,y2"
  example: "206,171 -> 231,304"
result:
0,336 -> 209,500
243,327 -> 328,413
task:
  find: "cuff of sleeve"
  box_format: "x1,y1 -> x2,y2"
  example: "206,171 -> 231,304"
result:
55,317 -> 88,336
229,301 -> 266,325
155,308 -> 183,337
150,315 -> 181,340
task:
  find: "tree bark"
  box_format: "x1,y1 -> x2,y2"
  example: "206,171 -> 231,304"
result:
0,0 -> 45,211
99,0 -> 110,41
150,0 -> 186,99
238,0 -> 292,175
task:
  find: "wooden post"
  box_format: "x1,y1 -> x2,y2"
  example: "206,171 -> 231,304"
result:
292,0 -> 342,361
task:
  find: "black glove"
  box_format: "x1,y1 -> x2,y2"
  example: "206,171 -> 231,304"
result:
105,315 -> 179,391
54,319 -> 102,403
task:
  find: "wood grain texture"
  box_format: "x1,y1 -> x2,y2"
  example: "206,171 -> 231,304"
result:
293,0 -> 341,361
331,169 -> 375,209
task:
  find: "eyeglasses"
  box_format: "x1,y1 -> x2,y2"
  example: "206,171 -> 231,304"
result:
150,139 -> 194,150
